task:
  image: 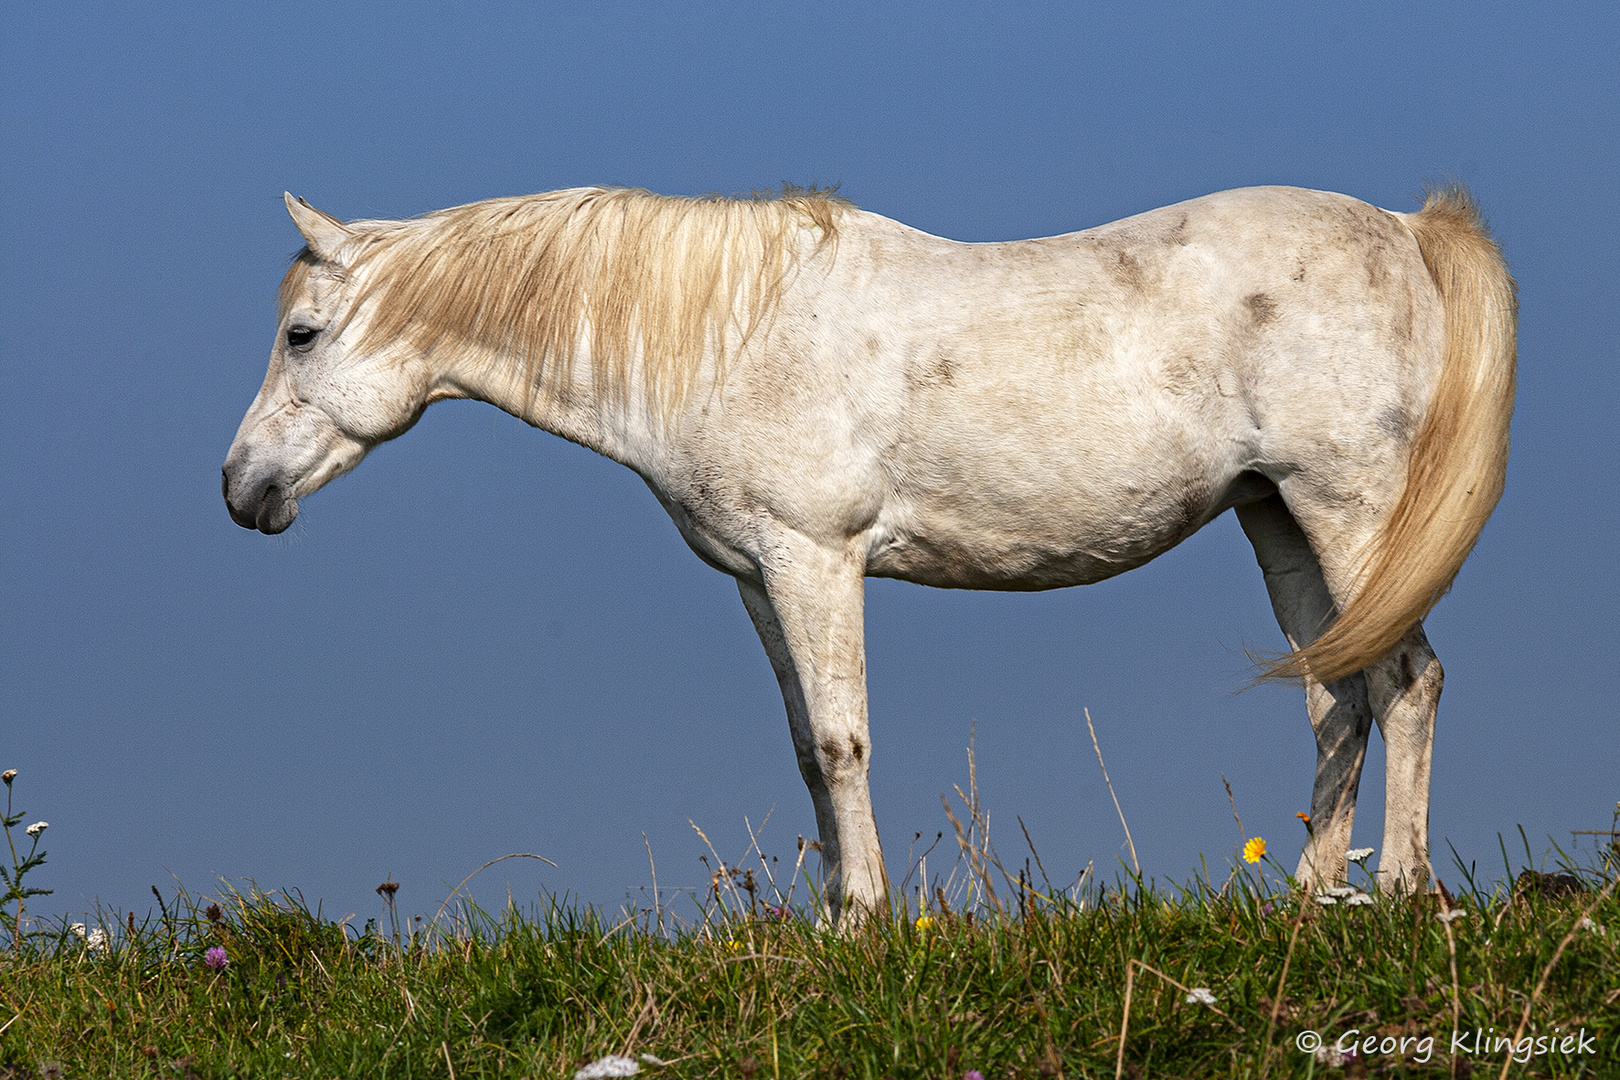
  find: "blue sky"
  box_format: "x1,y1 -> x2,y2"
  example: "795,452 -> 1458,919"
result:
3,2 -> 1615,929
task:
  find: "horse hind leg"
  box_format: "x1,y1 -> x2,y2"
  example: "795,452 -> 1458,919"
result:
1265,484 -> 1444,895
1236,494 -> 1374,891
1363,624 -> 1442,893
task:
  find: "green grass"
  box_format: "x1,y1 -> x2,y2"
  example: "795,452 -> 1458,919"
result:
2,865 -> 1616,1079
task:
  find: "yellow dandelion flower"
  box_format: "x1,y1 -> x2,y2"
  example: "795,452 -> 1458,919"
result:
1243,836 -> 1267,864
915,915 -> 934,931
723,940 -> 742,952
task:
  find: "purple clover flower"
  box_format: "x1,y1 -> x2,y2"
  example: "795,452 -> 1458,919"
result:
204,945 -> 228,970
964,1072 -> 986,1080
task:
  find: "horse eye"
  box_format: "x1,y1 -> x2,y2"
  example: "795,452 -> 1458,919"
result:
286,326 -> 318,351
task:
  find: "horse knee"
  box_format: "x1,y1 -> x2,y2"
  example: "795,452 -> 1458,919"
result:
812,735 -> 869,787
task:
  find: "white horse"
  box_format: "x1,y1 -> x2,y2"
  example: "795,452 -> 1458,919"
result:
224,183 -> 1514,918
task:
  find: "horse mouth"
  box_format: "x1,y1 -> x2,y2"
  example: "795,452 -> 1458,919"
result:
254,490 -> 299,534
223,471 -> 299,534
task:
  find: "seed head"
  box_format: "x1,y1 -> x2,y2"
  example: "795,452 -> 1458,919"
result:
1,769 -> 15,785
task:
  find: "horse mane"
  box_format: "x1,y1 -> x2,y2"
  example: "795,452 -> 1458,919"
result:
279,186 -> 847,420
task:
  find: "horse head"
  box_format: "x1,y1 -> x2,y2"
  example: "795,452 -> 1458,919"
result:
222,195 -> 438,534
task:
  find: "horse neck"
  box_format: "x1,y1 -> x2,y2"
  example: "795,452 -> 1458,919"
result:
437,343 -> 669,475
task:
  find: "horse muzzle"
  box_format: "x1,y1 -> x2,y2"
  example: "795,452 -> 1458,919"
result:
222,467 -> 300,534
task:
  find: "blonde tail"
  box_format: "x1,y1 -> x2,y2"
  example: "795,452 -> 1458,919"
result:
1271,186 -> 1517,684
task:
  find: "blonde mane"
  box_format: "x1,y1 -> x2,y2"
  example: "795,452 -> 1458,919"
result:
279,186 -> 846,418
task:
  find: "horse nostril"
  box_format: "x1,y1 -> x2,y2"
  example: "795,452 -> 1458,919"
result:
222,467 -> 265,530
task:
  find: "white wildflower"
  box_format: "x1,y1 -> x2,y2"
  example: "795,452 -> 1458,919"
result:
1578,916 -> 1606,936
1325,885 -> 1358,898
1346,847 -> 1375,864
1344,891 -> 1374,906
1315,1045 -> 1347,1066
573,1055 -> 641,1079
1,769 -> 16,784
25,821 -> 47,837
87,927 -> 110,955
70,923 -> 87,939
1184,987 -> 1217,1005
1314,894 -> 1338,906
1436,908 -> 1468,925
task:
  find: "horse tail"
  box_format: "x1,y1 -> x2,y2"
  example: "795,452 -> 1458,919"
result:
1272,185 -> 1517,684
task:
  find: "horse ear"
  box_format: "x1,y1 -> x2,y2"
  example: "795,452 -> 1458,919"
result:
284,192 -> 351,259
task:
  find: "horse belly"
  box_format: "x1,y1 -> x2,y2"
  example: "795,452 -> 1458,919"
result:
859,345 -> 1256,591
864,458 -> 1241,591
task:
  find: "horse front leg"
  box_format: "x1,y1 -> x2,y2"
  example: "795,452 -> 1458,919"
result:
735,541 -> 888,923
735,577 -> 841,911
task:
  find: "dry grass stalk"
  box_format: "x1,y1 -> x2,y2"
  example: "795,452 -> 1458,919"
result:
1086,709 -> 1139,876
1115,956 -> 1246,1076
429,853 -> 555,934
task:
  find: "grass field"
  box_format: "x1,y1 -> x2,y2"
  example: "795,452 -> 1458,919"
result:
2,846 -> 1615,1080
3,756 -> 1618,1079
